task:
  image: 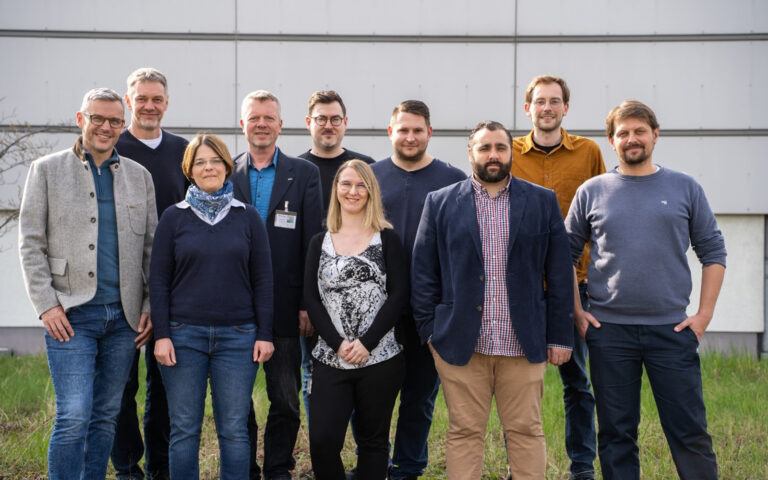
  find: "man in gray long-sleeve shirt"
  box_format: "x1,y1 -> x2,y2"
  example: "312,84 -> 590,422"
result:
565,100 -> 725,480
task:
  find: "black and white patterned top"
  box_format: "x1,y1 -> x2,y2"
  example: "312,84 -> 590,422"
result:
312,231 -> 403,369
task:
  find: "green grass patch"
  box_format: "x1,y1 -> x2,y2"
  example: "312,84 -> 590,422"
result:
1,352 -> 766,479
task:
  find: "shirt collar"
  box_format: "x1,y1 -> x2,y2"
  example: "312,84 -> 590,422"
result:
520,127 -> 574,154
81,141 -> 119,168
471,175 -> 511,197
247,147 -> 280,170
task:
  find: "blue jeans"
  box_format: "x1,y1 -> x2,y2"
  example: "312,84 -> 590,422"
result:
112,338 -> 170,480
44,303 -> 136,480
586,322 -> 717,480
299,335 -> 315,420
390,321 -> 441,479
557,284 -> 597,478
248,336 -> 301,479
160,323 -> 258,480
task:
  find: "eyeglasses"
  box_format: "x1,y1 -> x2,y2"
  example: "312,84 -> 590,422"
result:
532,98 -> 564,108
337,181 -> 368,193
311,115 -> 344,127
192,158 -> 225,168
82,113 -> 124,128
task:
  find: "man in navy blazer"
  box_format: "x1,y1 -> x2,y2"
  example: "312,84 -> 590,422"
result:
231,90 -> 323,480
411,121 -> 574,479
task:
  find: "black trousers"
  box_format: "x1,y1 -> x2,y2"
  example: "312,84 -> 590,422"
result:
112,340 -> 170,479
309,354 -> 404,480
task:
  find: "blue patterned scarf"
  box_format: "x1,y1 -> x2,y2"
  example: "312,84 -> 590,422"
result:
185,180 -> 234,223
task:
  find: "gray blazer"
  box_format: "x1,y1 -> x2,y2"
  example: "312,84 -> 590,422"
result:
18,143 -> 157,331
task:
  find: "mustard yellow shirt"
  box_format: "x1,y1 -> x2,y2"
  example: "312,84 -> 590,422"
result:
512,128 -> 606,283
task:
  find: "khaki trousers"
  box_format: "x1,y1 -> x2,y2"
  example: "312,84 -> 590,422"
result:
431,347 -> 546,480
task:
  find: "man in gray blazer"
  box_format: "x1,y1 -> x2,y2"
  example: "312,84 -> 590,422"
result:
18,87 -> 157,480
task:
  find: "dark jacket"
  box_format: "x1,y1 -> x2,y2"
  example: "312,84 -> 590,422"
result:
232,149 -> 323,337
411,176 -> 574,365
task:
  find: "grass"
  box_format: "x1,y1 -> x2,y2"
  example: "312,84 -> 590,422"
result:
1,352 -> 767,479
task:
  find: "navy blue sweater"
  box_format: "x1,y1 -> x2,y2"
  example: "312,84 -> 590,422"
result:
372,157 -> 466,256
150,204 -> 274,340
117,130 -> 189,216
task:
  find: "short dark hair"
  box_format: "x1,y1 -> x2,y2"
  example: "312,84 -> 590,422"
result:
468,120 -> 513,148
391,100 -> 430,127
605,100 -> 660,139
307,90 -> 346,116
525,75 -> 570,105
182,133 -> 234,183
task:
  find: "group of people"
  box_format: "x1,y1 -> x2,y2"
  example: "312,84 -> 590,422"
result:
17,67 -> 726,480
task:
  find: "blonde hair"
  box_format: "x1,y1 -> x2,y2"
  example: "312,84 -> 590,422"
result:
241,90 -> 281,119
326,160 -> 392,233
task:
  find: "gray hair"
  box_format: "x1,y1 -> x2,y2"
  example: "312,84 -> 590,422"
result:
241,90 -> 281,119
80,88 -> 123,112
126,67 -> 168,94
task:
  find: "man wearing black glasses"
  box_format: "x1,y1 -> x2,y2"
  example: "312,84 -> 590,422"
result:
18,87 -> 156,480
300,90 -> 375,211
298,89 -> 375,419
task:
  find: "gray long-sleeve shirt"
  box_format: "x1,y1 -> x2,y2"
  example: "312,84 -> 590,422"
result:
565,166 -> 726,325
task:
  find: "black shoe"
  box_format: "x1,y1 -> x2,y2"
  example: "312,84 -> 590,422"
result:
571,475 -> 595,480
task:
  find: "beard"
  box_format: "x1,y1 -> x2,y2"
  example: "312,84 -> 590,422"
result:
394,144 -> 427,163
474,160 -> 511,183
316,129 -> 341,150
133,113 -> 161,131
620,144 -> 651,165
533,114 -> 563,133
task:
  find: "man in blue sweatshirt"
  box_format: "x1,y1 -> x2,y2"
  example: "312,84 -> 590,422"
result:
566,100 -> 726,480
372,100 -> 466,480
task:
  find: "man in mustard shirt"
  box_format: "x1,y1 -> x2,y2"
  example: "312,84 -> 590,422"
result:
512,75 -> 606,480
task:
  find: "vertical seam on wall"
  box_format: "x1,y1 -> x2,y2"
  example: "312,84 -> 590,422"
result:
513,0 -> 518,130
234,0 -> 239,152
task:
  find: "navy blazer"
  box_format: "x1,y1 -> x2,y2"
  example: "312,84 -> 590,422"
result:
411,176 -> 574,366
232,149 -> 323,337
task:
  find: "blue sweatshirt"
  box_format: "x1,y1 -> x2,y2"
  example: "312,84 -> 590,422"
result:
372,157 -> 466,256
150,203 -> 274,340
566,166 -> 726,325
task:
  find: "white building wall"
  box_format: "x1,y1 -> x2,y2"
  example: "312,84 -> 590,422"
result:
0,0 -> 765,351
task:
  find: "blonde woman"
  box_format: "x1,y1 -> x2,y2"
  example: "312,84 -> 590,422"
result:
304,159 -> 408,479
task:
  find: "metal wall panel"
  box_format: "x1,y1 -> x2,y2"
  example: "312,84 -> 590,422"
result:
688,215 -> 764,333
560,135 -> 767,214
235,0 -> 517,35
0,0 -> 236,32
235,41 -> 516,130
516,0 -> 768,35
5,0 -> 765,36
514,42 -> 768,131
0,38 -> 238,128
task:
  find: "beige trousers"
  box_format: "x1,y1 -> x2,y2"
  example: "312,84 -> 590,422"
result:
431,347 -> 547,480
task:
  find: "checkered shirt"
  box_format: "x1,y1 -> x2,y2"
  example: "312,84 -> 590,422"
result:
472,177 -> 525,357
